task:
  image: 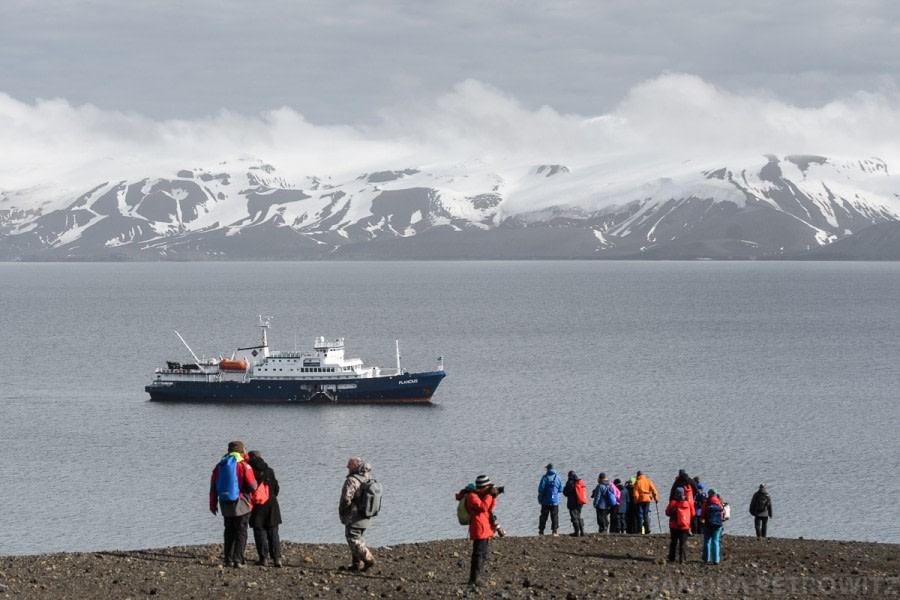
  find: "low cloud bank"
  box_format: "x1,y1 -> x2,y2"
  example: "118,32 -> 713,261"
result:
3,74 -> 900,194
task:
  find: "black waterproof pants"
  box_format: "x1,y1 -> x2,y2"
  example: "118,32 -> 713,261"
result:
755,516 -> 769,538
595,507 -> 611,533
568,507 -> 585,535
668,529 -> 688,563
539,504 -> 559,533
253,525 -> 281,560
469,538 -> 491,584
223,514 -> 250,565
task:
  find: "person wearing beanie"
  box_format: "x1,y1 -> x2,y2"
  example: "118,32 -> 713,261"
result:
339,456 -> 376,571
700,488 -> 725,564
632,470 -> 659,534
466,474 -> 500,586
537,464 -> 564,536
210,441 -> 258,568
749,483 -> 773,538
591,472 -> 615,533
562,471 -> 588,536
247,450 -> 283,567
665,487 -> 693,564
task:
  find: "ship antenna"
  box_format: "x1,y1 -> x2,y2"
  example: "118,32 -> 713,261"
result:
396,339 -> 401,375
174,330 -> 207,373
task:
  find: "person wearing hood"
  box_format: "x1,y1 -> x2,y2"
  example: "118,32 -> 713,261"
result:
749,483 -> 773,538
613,479 -> 628,534
537,464 -> 564,536
247,450 -> 282,567
669,469 -> 697,508
339,457 -> 376,571
209,441 -> 258,568
700,488 -> 725,565
590,473 -> 614,534
562,471 -> 587,536
632,471 -> 659,534
665,487 -> 693,564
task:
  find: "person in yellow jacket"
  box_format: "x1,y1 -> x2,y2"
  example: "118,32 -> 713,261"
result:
631,471 -> 659,534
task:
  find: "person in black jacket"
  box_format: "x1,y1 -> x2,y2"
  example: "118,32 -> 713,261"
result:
248,451 -> 283,566
748,483 -> 773,538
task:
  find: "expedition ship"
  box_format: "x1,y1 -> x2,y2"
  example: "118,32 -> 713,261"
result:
146,317 -> 445,403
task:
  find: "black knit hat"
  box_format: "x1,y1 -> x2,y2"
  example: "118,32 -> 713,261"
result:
475,474 -> 492,489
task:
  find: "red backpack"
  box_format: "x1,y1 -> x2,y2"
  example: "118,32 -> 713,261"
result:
575,479 -> 588,505
250,481 -> 270,506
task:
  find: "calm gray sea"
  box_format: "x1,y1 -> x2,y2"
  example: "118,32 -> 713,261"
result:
1,261 -> 898,555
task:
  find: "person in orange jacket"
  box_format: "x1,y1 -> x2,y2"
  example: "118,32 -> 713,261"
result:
631,470 -> 659,534
465,475 -> 500,586
665,487 -> 693,563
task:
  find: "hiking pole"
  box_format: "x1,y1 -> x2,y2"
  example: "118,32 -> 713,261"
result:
655,500 -> 662,533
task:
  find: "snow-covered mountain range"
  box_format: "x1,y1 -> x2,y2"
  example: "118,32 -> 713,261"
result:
2,154 -> 900,260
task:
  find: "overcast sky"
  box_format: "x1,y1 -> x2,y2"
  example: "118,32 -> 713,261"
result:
3,0 -> 900,123
4,0 -> 900,191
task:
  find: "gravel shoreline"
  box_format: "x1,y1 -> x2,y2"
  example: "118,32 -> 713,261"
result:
1,534 -> 897,598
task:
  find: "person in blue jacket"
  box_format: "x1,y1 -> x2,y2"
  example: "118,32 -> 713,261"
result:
538,463 -> 564,536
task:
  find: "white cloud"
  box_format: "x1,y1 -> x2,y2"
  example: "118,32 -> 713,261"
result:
3,74 -> 900,200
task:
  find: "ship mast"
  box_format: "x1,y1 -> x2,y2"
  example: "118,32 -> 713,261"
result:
396,339 -> 401,375
259,315 -> 272,359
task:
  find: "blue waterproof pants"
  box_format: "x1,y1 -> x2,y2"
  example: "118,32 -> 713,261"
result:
702,526 -> 722,564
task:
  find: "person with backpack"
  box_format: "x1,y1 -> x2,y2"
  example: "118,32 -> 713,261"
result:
613,479 -> 628,534
247,450 -> 282,567
590,473 -> 615,534
537,464 -> 564,536
665,487 -> 693,564
209,441 -> 258,568
700,488 -> 725,565
465,475 -> 501,586
632,471 -> 659,534
749,483 -> 773,538
562,471 -> 588,536
691,478 -> 706,534
339,457 -> 378,571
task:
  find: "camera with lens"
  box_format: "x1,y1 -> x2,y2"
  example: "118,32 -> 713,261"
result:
490,485 -> 505,496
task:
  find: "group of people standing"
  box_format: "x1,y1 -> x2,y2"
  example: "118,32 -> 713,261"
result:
209,445 -> 774,587
209,443 -> 377,572
208,441 -> 282,568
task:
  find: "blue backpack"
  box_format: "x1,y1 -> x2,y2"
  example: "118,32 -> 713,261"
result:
216,455 -> 240,502
542,475 -> 560,505
705,502 -> 723,527
593,482 -> 611,509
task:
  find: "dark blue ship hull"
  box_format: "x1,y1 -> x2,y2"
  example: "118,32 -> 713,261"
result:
146,371 -> 445,404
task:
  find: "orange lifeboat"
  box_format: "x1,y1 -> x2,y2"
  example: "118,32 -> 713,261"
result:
219,359 -> 249,371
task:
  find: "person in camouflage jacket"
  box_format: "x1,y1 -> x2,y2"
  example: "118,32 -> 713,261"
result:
339,456 -> 375,571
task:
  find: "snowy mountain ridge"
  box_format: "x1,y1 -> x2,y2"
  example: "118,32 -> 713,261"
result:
2,154 -> 899,260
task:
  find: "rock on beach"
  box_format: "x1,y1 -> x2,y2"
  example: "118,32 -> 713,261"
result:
0,535 -> 897,598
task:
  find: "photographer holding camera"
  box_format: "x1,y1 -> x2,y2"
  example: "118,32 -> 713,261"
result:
464,475 -> 503,587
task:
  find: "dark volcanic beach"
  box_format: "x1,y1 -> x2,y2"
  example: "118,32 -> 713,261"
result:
1,535 -> 897,599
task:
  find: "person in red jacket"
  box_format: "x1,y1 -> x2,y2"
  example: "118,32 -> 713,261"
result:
664,487 -> 692,564
465,474 -> 499,586
210,441 -> 258,568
